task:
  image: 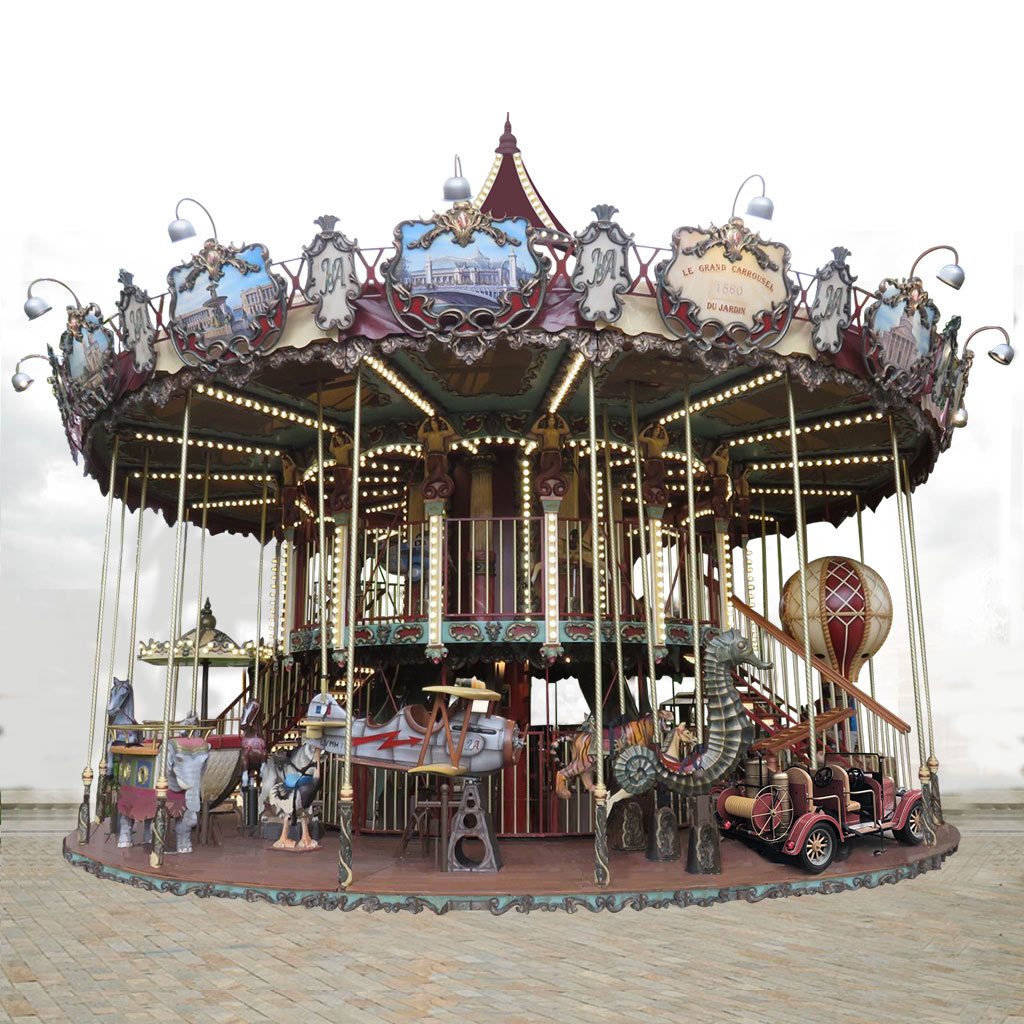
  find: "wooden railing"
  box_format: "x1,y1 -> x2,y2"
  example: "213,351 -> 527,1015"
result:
731,596 -> 910,733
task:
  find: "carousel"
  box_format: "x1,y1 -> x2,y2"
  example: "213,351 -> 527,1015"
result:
13,117 -> 1009,912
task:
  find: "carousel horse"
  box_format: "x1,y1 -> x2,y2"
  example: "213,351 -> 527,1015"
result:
260,739 -> 323,850
116,737 -> 210,853
105,676 -> 139,776
239,699 -> 267,787
551,709 -> 676,800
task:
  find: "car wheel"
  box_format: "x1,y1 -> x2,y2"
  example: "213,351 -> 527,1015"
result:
797,822 -> 838,873
894,797 -> 925,845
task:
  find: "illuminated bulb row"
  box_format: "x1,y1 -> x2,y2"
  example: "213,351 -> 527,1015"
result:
520,456 -> 533,618
650,517 -> 665,642
548,353 -> 585,413
279,542 -> 289,650
452,436 -> 539,452
747,453 -> 892,471
567,439 -> 632,453
545,511 -> 560,642
194,382 -> 329,430
361,443 -> 421,461
721,540 -> 734,628
269,556 -> 279,650
332,523 -> 344,648
595,470 -> 607,614
660,371 -> 783,424
677,508 -> 715,527
365,500 -> 405,516
728,411 -> 885,447
131,471 -> 274,483
364,356 -> 436,416
428,514 -> 443,646
750,486 -> 855,498
190,496 -> 273,510
131,432 -> 282,458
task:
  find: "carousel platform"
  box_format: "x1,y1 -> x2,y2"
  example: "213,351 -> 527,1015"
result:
62,823 -> 960,914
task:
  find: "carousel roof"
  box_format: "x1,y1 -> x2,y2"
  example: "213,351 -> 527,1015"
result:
28,117 -> 974,542
139,598 -> 258,666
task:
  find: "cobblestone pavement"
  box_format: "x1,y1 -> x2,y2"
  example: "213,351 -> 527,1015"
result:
1,808 -> 1022,1023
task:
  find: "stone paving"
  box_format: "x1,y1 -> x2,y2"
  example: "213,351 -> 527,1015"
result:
1,807 -> 1022,1023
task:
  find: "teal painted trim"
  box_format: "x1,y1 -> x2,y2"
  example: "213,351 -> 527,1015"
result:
63,831 -> 958,915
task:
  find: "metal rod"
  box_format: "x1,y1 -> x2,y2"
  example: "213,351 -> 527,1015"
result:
317,385 -> 329,690
104,476 -> 129,705
125,450 -> 150,687
343,366 -> 363,784
254,457 -> 270,707
629,384 -> 661,744
785,373 -> 817,769
152,393 -> 192,867
189,453 -> 212,714
683,385 -> 703,744
603,410 -> 627,716
902,459 -> 935,761
855,494 -> 879,752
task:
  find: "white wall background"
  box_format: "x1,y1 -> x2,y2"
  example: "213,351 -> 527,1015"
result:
2,1 -> 1022,794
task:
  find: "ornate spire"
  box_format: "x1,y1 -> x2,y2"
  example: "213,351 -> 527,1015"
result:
496,113 -> 519,155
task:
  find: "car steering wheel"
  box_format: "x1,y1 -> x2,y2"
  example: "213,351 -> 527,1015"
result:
847,766 -> 866,789
813,766 -> 833,787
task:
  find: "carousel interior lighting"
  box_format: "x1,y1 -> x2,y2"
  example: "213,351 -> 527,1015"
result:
130,432 -> 283,458
750,486 -> 855,498
746,453 -> 893,471
190,496 -> 275,511
131,471 -> 276,483
361,443 -> 422,462
520,455 -> 533,618
547,353 -> 586,413
193,383 -> 330,430
908,244 -> 964,290
364,356 -> 436,416
660,371 -> 783,425
727,410 -> 885,447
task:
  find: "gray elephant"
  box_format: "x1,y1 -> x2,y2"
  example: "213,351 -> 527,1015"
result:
117,739 -> 209,854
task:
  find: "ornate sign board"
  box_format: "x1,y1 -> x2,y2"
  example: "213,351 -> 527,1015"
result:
656,218 -> 798,351
302,215 -> 360,332
59,302 -> 117,418
809,247 -> 855,354
571,205 -> 632,323
384,203 -> 547,362
167,240 -> 288,368
115,269 -> 157,377
922,315 -> 968,441
863,277 -> 940,397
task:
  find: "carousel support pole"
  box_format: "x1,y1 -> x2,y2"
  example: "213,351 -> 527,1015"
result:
902,459 -> 942,823
855,496 -> 879,754
339,365 -> 363,888
587,369 -> 610,886
602,411 -> 626,717
888,419 -> 938,843
96,475 -> 128,826
189,453 -> 212,718
170,523 -> 189,718
152,393 -> 192,869
785,373 -> 817,770
682,385 -> 716,873
628,386 -> 662,744
79,436 -> 120,845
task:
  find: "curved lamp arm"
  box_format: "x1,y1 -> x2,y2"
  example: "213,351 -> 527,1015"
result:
730,174 -> 767,220
908,244 -> 959,280
963,325 -> 1014,365
10,353 -> 53,393
174,197 -> 218,241
26,277 -> 82,309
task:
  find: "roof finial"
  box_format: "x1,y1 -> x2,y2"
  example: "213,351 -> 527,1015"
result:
497,113 -> 519,155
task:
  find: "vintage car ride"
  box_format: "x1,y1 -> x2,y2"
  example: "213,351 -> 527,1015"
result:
715,752 -> 926,873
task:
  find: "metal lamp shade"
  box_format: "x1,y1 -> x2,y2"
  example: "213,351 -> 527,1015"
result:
168,217 -> 197,243
23,295 -> 51,320
937,263 -> 965,289
745,194 -> 774,221
988,341 -> 1015,365
443,175 -> 472,202
11,371 -> 33,392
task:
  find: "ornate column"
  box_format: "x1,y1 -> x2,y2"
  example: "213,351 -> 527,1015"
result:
418,415 -> 457,663
530,412 -> 569,662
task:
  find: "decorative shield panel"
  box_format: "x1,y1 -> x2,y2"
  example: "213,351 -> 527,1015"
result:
115,269 -> 156,377
302,215 -> 360,332
58,302 -> 117,418
809,247 -> 856,354
383,203 -> 547,362
571,205 -> 632,323
863,277 -> 941,397
656,217 -> 798,351
167,240 -> 287,368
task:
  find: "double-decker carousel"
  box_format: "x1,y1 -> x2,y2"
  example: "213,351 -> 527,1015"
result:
15,118 -> 1008,912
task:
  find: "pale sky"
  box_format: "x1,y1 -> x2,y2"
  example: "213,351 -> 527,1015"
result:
2,2 -> 1023,794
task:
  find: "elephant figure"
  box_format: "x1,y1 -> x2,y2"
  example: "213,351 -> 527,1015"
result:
117,738 -> 209,854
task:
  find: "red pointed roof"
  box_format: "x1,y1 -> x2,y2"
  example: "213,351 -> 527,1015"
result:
474,115 -> 570,241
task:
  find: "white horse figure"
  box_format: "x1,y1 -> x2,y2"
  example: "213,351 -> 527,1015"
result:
260,739 -> 323,850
